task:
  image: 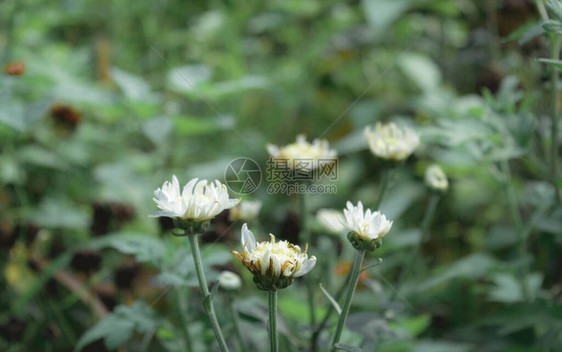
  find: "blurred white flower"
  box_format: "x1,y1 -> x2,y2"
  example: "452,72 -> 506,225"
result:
231,224 -> 316,290
218,270 -> 242,291
229,200 -> 262,222
364,122 -> 419,161
150,175 -> 239,221
424,164 -> 448,192
342,201 -> 392,241
267,134 -> 337,171
316,208 -> 346,234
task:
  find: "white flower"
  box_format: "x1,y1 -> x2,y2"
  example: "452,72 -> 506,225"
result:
364,122 -> 420,161
150,175 -> 240,221
425,164 -> 448,192
316,209 -> 346,234
231,224 -> 316,289
218,271 -> 242,291
342,201 -> 392,240
267,134 -> 337,171
229,200 -> 262,222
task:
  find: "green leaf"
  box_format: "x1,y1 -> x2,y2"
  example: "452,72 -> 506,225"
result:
167,64 -> 212,94
389,314 -> 431,337
75,315 -> 135,351
538,58 -> 562,69
362,0 -> 410,31
414,340 -> 471,352
319,283 -> 342,315
111,68 -> 155,101
508,22 -> 545,45
546,0 -> 562,22
542,20 -> 562,34
142,116 -> 173,145
204,280 -> 220,311
488,272 -> 543,303
399,53 -> 442,92
87,233 -> 166,264
172,115 -> 226,136
30,198 -> 89,230
75,301 -> 159,351
419,253 -> 497,291
334,343 -> 362,352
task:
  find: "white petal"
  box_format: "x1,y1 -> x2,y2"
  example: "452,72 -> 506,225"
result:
149,210 -> 181,218
261,250 -> 270,275
171,175 -> 181,198
226,198 -> 241,209
295,256 -> 316,277
266,144 -> 280,158
241,223 -> 256,252
271,255 -> 281,276
182,178 -> 198,197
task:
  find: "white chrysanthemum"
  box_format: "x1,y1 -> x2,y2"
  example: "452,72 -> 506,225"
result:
316,209 -> 346,235
150,175 -> 240,221
424,164 -> 448,192
267,134 -> 337,171
342,201 -> 392,240
229,200 -> 262,222
218,271 -> 242,291
232,224 -> 316,289
364,122 -> 420,161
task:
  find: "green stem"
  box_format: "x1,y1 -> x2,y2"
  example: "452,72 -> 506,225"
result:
268,290 -> 279,352
188,234 -> 230,352
331,250 -> 366,350
310,274 -> 351,352
374,169 -> 390,209
227,294 -> 246,352
391,194 -> 440,301
500,160 -> 530,301
550,36 -> 562,204
300,192 -> 316,327
176,288 -> 194,352
535,0 -> 549,21
47,297 -> 77,345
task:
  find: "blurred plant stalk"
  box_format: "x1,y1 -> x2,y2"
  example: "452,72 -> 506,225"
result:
225,293 -> 246,352
188,234 -> 230,352
549,36 -> 561,204
501,160 -> 531,301
176,288 -> 194,352
536,0 -> 562,204
299,192 -> 316,328
391,193 -> 440,301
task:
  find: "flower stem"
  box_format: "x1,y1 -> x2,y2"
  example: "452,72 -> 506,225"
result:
300,192 -> 316,327
374,169 -> 390,209
550,36 -> 561,205
331,249 -> 366,350
176,288 -> 194,352
268,290 -> 279,352
227,293 -> 246,352
534,0 -> 562,204
310,274 -> 351,351
188,234 -> 230,352
391,194 -> 440,301
500,160 -> 530,301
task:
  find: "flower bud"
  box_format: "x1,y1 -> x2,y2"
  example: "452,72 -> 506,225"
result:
218,271 -> 242,291
424,164 -> 448,193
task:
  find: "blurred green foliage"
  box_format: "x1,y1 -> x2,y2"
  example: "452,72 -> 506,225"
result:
1,0 -> 562,351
